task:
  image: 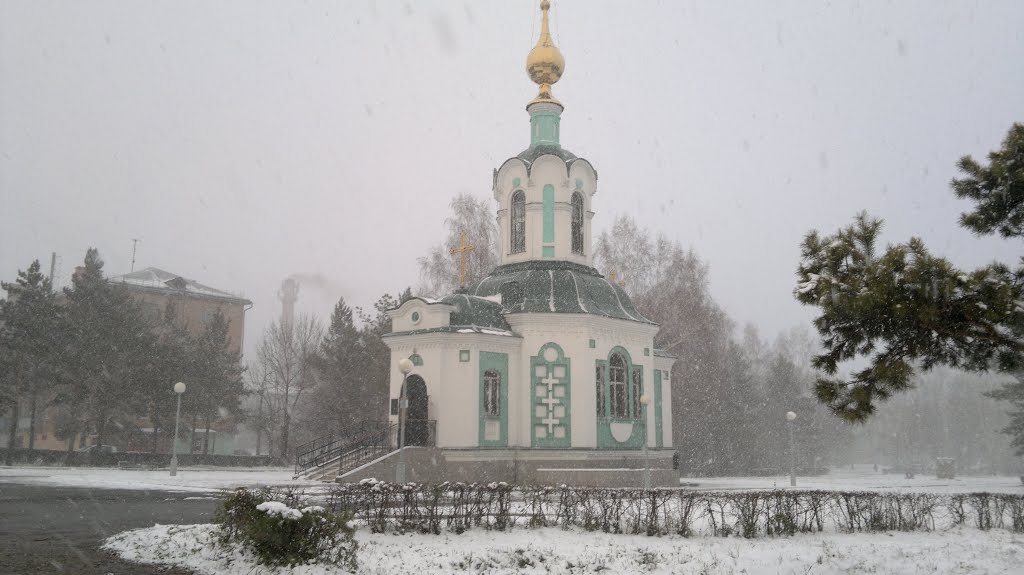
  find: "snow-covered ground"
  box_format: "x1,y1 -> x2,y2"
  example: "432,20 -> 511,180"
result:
0,466 -> 324,493
2,464 -> 1021,494
105,522 -> 1024,574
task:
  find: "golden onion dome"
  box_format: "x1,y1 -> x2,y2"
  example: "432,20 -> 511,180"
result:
526,0 -> 564,106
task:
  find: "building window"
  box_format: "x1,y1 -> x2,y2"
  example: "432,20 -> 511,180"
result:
201,309 -> 216,326
483,369 -> 501,416
141,302 -> 161,322
571,192 -> 584,254
595,364 -> 605,416
409,353 -> 423,366
459,350 -> 470,362
511,190 -> 526,254
609,353 -> 628,418
631,367 -> 643,418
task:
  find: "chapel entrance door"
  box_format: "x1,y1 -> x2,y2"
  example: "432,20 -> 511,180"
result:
405,375 -> 429,446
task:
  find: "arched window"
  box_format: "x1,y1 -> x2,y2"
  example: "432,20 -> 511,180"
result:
511,190 -> 526,254
571,192 -> 584,254
484,369 -> 501,416
511,191 -> 526,253
609,353 -> 628,418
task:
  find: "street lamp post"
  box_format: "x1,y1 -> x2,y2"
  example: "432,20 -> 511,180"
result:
640,394 -> 652,490
786,411 -> 797,487
395,358 -> 413,484
169,382 -> 186,477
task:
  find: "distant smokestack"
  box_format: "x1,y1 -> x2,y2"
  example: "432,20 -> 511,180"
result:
278,278 -> 299,330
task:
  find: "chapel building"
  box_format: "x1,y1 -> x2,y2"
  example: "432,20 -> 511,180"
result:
340,1 -> 677,486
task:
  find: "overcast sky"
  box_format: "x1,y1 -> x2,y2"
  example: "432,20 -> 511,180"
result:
2,0 -> 1023,358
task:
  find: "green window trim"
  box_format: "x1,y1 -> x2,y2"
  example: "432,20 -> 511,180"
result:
409,353 -> 423,366
530,108 -> 561,147
479,351 -> 509,447
459,350 -> 470,362
654,368 -> 664,448
542,184 -> 555,243
601,346 -> 640,419
596,346 -> 647,449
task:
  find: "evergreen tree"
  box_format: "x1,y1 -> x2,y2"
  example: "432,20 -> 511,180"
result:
0,260 -> 63,460
354,290 -> 412,422
189,310 -> 245,454
131,301 -> 192,452
307,297 -> 365,435
796,123 -> 1024,424
986,373 -> 1024,456
953,123 -> 1024,238
62,248 -> 151,450
756,353 -> 801,471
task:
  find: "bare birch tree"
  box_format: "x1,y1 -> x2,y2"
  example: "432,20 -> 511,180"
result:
417,193 -> 500,296
251,313 -> 323,461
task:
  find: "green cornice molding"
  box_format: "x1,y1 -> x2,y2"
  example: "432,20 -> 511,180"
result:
488,259 -> 600,277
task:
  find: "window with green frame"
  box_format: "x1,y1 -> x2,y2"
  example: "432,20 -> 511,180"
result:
597,349 -> 644,420
609,353 -> 628,417
483,369 -> 501,416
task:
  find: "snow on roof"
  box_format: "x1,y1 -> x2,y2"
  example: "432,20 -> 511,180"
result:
478,293 -> 503,305
107,267 -> 251,304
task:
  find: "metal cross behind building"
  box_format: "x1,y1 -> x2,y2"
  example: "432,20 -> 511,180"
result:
450,230 -> 476,289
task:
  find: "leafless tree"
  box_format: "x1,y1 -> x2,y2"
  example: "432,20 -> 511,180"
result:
250,314 -> 323,461
417,193 -> 500,297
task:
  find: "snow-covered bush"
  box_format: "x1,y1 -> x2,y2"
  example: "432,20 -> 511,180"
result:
216,487 -> 357,569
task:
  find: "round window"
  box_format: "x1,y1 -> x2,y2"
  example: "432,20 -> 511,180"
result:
543,346 -> 559,363
411,311 -> 420,324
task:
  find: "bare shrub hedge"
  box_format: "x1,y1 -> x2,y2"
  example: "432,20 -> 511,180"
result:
326,479 -> 1024,538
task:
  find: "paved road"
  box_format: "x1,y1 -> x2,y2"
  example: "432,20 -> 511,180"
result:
0,481 -> 218,575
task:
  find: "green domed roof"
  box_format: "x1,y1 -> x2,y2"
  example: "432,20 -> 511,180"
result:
517,144 -> 577,163
440,293 -> 512,331
466,260 -> 654,324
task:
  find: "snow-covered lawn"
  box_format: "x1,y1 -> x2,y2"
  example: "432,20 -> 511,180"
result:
104,522 -> 1024,574
0,465 -> 324,493
2,464 -> 1021,494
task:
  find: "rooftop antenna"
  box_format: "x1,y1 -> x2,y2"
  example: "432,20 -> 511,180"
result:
130,238 -> 140,272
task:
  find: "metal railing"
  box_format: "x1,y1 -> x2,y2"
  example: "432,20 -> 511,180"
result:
294,420 -> 436,478
293,421 -> 370,475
